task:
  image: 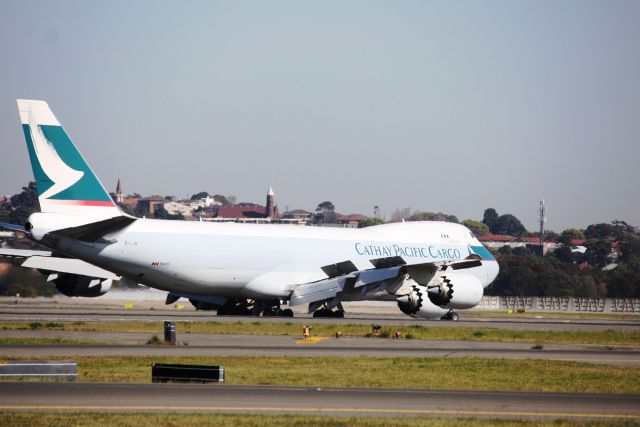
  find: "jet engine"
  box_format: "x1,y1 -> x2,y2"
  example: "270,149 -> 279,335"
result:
396,284 -> 449,319
50,274 -> 112,297
426,272 -> 483,309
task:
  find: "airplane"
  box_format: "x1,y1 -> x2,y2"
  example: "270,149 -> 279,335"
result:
0,99 -> 499,320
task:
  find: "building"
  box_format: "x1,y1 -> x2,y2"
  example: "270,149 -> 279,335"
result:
115,179 -> 124,203
188,196 -> 221,211
163,201 -> 193,217
478,234 -> 559,255
136,196 -> 166,215
281,209 -> 313,224
265,186 -> 277,218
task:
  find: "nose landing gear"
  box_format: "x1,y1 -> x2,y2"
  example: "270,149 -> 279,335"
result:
440,309 -> 459,321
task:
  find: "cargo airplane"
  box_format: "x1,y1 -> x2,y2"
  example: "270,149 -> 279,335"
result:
0,100 -> 499,319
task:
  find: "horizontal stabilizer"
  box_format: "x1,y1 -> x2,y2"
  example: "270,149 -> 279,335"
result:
0,222 -> 26,233
52,216 -> 136,242
21,256 -> 119,280
0,248 -> 52,258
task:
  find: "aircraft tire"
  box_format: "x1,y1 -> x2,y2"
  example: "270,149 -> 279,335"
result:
332,310 -> 344,318
279,309 -> 294,317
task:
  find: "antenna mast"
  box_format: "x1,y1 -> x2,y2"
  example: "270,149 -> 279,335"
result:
539,199 -> 546,254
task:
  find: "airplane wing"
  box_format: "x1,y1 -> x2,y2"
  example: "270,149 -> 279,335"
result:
22,256 -> 119,280
289,255 -> 482,307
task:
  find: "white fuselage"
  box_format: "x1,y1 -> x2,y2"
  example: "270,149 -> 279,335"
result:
30,215 -> 499,300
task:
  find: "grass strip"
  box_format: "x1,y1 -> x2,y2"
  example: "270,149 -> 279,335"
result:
0,337 -> 81,345
1,355 -> 638,394
1,412 -> 636,427
1,321 -> 639,345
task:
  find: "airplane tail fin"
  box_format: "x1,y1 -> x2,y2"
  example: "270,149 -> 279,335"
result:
17,99 -> 122,218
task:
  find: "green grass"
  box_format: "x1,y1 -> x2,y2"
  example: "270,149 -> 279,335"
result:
1,412 -> 636,427
0,337 -> 81,345
1,355 -> 638,394
1,320 -> 639,345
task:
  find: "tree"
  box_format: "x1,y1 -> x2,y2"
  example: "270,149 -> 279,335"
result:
213,194 -> 236,206
390,207 -> 413,222
410,212 -> 459,223
605,257 -> 640,297
462,219 -> 489,236
482,208 -> 499,230
154,207 -> 185,221
493,214 -> 527,236
584,223 -> 618,240
543,230 -> 560,242
190,191 -> 209,201
551,244 -> 575,263
583,240 -> 613,268
315,201 -> 336,224
619,234 -> 640,263
359,217 -> 385,228
8,182 -> 39,225
485,254 -> 604,298
559,228 -> 585,245
10,182 -> 39,211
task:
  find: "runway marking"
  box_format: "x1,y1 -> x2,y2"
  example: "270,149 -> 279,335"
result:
0,404 -> 637,419
296,337 -> 327,345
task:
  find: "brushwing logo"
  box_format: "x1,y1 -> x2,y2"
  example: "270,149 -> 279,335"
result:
28,111 -> 84,199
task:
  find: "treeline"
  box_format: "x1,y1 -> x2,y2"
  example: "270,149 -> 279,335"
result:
486,221 -> 640,298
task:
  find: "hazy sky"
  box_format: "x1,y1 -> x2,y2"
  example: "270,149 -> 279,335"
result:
1,1 -> 638,231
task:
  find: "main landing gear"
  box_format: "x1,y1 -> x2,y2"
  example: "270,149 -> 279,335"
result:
440,310 -> 459,321
312,308 -> 344,318
311,301 -> 345,318
215,298 -> 293,317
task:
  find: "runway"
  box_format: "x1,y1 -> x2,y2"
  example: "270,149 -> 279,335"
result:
1,306 -> 638,332
0,382 -> 637,420
2,331 -> 639,366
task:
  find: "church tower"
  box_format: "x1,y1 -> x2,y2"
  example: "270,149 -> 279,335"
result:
115,179 -> 124,204
265,186 -> 277,218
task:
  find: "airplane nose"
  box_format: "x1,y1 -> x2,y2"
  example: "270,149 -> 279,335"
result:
487,260 -> 500,285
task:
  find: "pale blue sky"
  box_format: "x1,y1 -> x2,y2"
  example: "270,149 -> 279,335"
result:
1,1 -> 638,231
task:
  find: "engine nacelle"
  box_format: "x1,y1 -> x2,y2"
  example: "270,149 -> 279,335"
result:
427,272 -> 483,309
51,274 -> 112,297
396,284 -> 449,319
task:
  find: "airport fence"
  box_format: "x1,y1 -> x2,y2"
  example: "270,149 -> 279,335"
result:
475,296 -> 640,313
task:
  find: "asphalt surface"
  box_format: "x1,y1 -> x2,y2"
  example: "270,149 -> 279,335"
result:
2,331 -> 639,366
0,382 -> 637,420
1,305 -> 639,331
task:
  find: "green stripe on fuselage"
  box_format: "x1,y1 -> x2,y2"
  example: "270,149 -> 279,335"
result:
470,245 -> 495,261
